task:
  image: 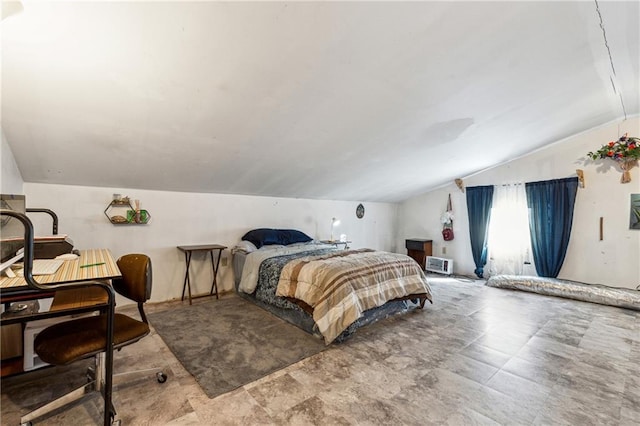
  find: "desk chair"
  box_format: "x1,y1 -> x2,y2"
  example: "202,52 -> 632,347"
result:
21,254 -> 167,426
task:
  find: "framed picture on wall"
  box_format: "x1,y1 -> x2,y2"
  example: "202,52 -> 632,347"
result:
630,194 -> 640,230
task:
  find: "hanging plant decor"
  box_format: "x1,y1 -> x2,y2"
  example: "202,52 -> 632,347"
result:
588,133 -> 640,183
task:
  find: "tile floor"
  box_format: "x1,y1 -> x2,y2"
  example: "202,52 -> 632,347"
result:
2,277 -> 639,425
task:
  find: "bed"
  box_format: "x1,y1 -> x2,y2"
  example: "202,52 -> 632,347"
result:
232,228 -> 432,344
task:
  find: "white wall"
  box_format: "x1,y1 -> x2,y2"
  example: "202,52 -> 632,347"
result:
398,117 -> 640,290
12,117 -> 640,299
24,183 -> 398,302
0,130 -> 24,194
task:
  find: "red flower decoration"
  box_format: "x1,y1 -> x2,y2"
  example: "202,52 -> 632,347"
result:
588,133 -> 640,162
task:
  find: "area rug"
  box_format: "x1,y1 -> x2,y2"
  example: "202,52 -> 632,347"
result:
148,296 -> 326,399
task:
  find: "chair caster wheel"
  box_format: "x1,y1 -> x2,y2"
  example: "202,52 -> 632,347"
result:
109,410 -> 121,426
86,366 -> 95,382
157,372 -> 167,383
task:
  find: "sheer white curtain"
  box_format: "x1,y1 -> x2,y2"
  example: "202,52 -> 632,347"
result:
487,183 -> 532,276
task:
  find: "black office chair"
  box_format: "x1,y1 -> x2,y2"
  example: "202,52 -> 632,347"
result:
20,254 -> 167,426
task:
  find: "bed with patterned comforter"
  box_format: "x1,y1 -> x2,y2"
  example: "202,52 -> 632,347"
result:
236,243 -> 432,344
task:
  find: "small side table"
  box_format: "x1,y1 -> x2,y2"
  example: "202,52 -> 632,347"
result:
177,244 -> 227,305
319,240 -> 352,250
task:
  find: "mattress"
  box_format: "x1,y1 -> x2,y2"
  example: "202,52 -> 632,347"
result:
233,243 -> 429,343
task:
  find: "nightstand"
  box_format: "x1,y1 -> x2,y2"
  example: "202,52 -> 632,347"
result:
320,240 -> 351,250
405,239 -> 433,270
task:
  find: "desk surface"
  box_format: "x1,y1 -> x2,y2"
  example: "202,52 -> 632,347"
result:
177,244 -> 227,252
0,249 -> 121,293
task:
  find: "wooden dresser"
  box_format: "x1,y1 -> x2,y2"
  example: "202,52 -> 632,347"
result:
405,239 -> 433,270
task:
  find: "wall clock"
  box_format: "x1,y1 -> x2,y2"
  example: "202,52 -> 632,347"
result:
356,203 -> 365,219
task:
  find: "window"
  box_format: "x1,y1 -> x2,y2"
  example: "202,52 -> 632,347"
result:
487,183 -> 532,276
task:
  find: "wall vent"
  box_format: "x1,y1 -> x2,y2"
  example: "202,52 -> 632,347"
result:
425,256 -> 453,275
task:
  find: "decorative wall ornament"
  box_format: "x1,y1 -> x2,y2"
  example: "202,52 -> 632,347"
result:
587,133 -> 640,183
441,194 -> 454,241
356,203 -> 365,219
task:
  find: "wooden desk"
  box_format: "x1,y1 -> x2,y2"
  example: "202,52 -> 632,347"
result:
1,248 -> 121,323
1,248 -> 121,287
1,249 -> 121,301
1,249 -> 121,377
177,244 -> 227,305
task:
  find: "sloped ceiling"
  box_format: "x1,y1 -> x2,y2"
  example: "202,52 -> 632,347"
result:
2,1 -> 638,202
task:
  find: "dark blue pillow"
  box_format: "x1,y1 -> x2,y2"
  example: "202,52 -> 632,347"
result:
277,229 -> 313,245
241,228 -> 312,248
241,228 -> 280,248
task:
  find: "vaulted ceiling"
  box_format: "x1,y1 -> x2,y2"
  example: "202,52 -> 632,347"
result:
2,1 -> 638,202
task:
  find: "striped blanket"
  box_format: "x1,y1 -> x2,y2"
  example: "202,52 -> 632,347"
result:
276,249 -> 432,344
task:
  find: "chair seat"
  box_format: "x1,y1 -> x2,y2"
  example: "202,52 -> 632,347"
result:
34,313 -> 150,365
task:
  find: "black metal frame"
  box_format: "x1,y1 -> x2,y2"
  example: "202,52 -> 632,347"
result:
179,246 -> 224,305
25,208 -> 59,235
0,209 -> 116,426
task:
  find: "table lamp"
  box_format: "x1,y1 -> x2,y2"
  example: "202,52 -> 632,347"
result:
330,217 -> 341,242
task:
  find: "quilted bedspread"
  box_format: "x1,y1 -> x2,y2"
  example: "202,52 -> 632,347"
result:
276,249 -> 432,344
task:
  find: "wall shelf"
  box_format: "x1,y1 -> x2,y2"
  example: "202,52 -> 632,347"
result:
104,199 -> 150,225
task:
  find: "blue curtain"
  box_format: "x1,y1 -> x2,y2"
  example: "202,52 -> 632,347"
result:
466,185 -> 494,278
525,177 -> 578,278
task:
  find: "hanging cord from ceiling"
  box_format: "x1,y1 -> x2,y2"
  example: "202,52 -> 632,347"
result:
594,0 -> 627,120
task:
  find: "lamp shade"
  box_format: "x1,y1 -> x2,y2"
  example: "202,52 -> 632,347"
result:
330,217 -> 341,241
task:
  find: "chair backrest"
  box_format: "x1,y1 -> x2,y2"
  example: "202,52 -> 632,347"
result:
112,254 -> 152,321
